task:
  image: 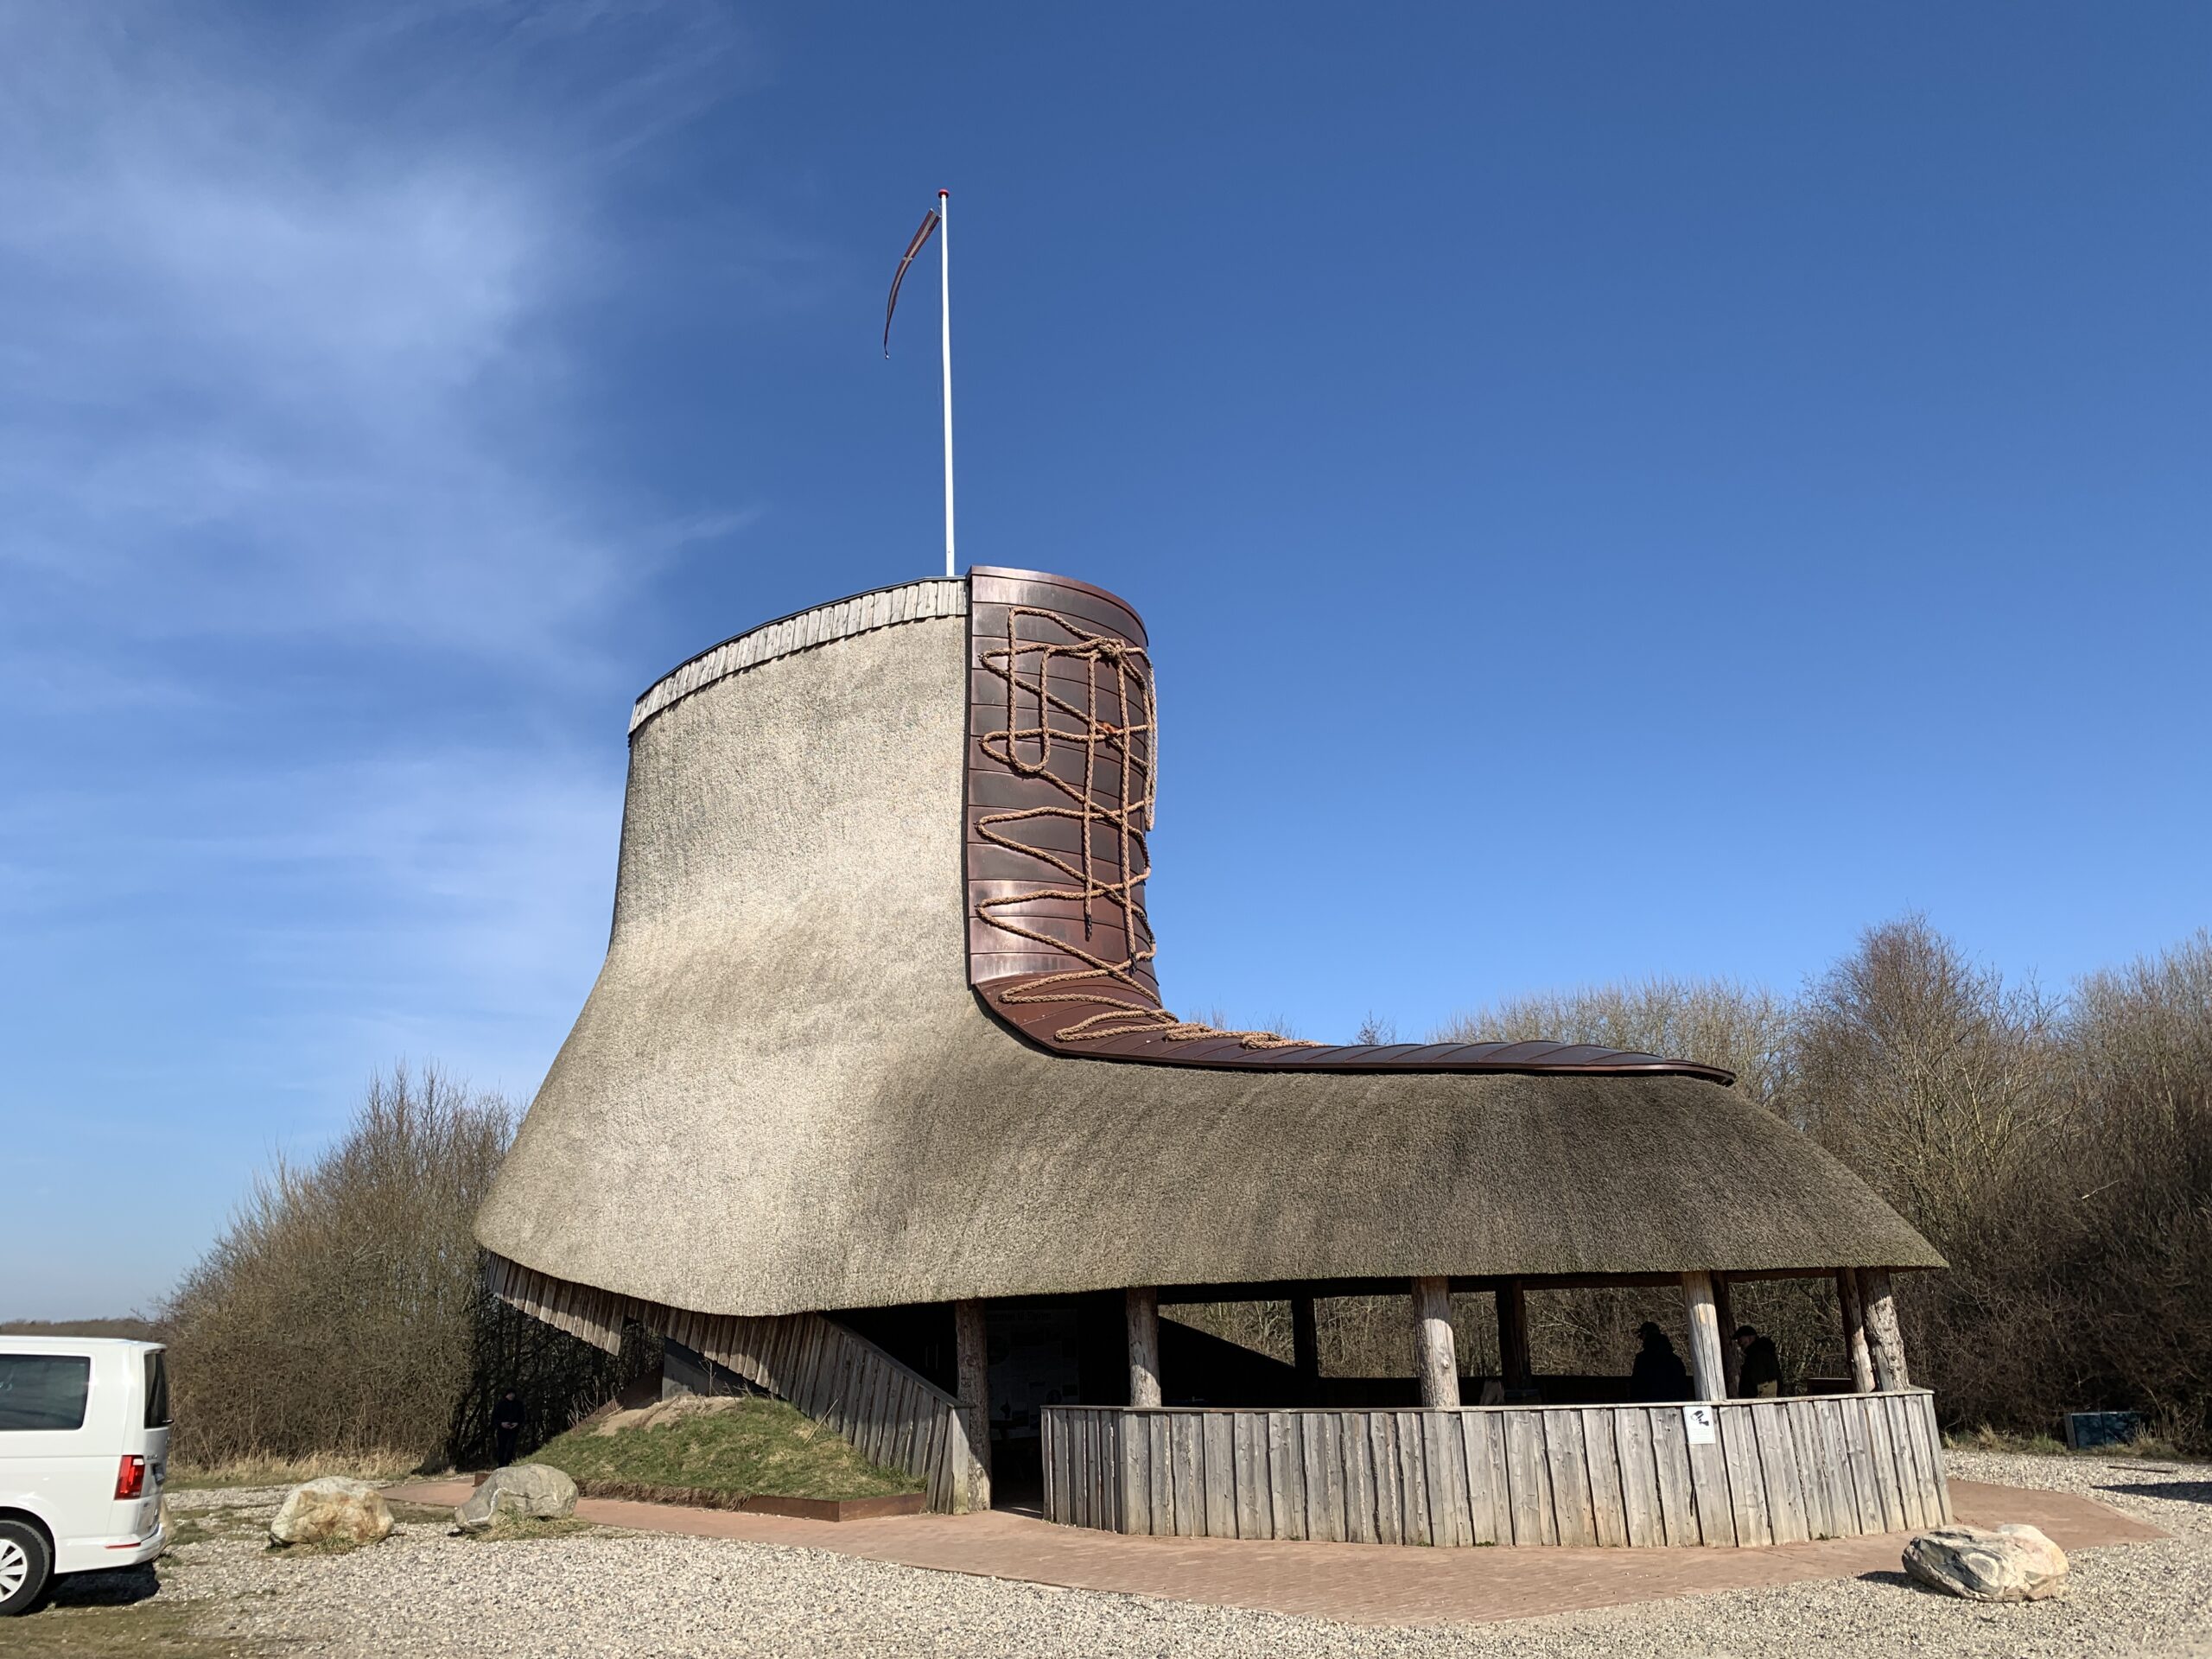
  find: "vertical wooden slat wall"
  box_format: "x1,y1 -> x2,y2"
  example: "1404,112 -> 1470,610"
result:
1040,1392 -> 1948,1548
686,1309 -> 987,1512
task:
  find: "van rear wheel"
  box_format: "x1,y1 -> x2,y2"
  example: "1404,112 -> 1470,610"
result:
0,1519 -> 53,1616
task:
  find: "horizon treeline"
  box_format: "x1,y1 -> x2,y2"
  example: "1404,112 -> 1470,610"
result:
1426,915 -> 2210,1445
145,916 -> 2210,1465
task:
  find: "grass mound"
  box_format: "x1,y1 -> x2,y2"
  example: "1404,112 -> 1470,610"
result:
529,1395 -> 920,1504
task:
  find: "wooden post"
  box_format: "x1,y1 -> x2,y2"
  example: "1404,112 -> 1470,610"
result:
1859,1268 -> 1910,1390
1411,1276 -> 1460,1408
952,1298 -> 992,1511
1681,1272 -> 1728,1403
1836,1268 -> 1876,1392
1495,1278 -> 1533,1394
1712,1274 -> 1741,1397
1126,1286 -> 1162,1408
1291,1294 -> 1320,1404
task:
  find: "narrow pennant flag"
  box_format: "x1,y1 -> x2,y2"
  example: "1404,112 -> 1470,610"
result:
883,207 -> 942,357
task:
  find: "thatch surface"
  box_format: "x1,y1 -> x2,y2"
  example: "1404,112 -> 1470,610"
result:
477,595 -> 1940,1318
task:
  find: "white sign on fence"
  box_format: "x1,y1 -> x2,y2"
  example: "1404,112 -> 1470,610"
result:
1683,1403 -> 1718,1445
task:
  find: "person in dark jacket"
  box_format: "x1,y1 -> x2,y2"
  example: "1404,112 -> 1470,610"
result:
1734,1325 -> 1783,1397
493,1389 -> 526,1465
1628,1323 -> 1692,1402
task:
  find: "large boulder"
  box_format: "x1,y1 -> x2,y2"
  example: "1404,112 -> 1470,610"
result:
269,1478 -> 395,1548
454,1463 -> 579,1534
1904,1523 -> 2069,1603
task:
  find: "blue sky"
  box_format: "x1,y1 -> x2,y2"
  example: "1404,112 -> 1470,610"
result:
5,3 -> 2207,1319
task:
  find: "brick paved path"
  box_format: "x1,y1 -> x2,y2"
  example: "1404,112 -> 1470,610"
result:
385,1476 -> 2159,1628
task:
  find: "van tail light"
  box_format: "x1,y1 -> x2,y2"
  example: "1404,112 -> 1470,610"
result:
115,1455 -> 146,1500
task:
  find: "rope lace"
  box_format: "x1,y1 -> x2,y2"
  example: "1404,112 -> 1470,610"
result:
976,607 -> 1315,1052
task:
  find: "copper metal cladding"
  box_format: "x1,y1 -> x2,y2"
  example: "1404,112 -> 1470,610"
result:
962,567 -> 1732,1083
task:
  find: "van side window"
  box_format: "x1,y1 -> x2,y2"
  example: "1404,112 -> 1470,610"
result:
144,1351 -> 172,1428
0,1355 -> 92,1430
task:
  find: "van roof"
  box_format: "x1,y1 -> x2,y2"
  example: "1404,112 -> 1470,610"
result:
0,1335 -> 164,1355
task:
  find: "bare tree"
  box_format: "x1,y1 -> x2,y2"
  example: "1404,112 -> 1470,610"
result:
1438,976 -> 1796,1114
1355,1012 -> 1398,1046
1794,915 -> 2060,1243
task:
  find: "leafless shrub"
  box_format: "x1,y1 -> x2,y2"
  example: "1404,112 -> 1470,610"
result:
2032,932 -> 2212,1444
156,1064 -> 632,1469
444,1288 -> 656,1471
1172,1300 -> 1294,1365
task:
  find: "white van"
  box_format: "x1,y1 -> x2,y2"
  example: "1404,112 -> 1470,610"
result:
0,1338 -> 171,1615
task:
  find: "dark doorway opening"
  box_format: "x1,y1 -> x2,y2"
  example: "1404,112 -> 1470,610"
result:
987,1301 -> 1077,1511
980,1294 -> 1126,1510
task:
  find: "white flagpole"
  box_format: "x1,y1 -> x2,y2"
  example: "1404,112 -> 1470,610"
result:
938,189 -> 955,578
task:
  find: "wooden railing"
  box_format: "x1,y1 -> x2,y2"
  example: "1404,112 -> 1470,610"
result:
1042,1392 -> 1948,1547
486,1254 -> 986,1511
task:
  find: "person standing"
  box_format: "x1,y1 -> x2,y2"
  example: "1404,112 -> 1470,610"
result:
493,1389 -> 526,1465
1733,1325 -> 1783,1397
1628,1323 -> 1692,1402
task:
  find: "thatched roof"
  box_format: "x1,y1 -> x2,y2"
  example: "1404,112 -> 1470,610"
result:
476,575 -> 1940,1319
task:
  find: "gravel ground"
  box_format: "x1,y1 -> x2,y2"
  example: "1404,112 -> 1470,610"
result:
40,1450 -> 2212,1658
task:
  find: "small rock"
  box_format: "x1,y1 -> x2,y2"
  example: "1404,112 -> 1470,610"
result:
268,1478 -> 394,1547
454,1463 -> 579,1533
1902,1522 -> 2069,1602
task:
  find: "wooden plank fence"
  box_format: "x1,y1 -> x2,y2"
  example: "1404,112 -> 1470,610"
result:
1043,1393 -> 1948,1548
486,1253 -> 985,1511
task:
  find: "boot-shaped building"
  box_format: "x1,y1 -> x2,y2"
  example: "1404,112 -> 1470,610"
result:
478,568 -> 1946,1544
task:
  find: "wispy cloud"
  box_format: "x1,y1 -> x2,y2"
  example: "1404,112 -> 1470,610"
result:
0,741 -> 621,1053
0,1 -> 746,668
0,3 -> 766,1314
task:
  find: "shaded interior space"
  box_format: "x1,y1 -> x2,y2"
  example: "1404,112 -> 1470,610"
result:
833,1268 -> 1889,1514
842,1294 -> 1311,1510
1170,1276 -> 1881,1406
845,1295 -> 1121,1511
